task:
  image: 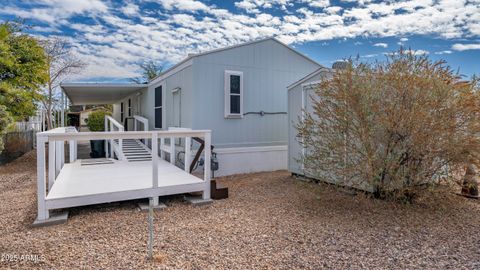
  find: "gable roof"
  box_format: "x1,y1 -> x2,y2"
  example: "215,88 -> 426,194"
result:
150,37 -> 322,85
287,67 -> 332,90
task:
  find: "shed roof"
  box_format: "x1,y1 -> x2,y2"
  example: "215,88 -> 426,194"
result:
287,67 -> 332,90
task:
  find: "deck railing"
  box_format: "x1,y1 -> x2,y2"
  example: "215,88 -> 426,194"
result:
133,115 -> 149,146
104,115 -> 125,159
35,128 -> 211,221
133,115 -> 148,131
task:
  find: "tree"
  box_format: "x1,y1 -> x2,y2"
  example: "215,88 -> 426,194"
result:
297,50 -> 480,201
0,105 -> 12,152
40,38 -> 86,130
130,60 -> 163,84
0,21 -> 48,121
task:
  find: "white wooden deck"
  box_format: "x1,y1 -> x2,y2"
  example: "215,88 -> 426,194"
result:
35,127 -> 212,224
47,159 -> 203,200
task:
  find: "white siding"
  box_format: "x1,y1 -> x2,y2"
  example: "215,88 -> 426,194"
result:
191,39 -> 320,148
145,65 -> 193,131
288,71 -> 329,175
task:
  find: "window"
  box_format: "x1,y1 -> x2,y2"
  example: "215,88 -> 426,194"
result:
120,102 -> 124,123
128,99 -> 132,117
154,85 -> 162,129
224,70 -> 243,118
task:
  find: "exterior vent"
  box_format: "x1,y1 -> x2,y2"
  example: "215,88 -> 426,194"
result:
332,61 -> 349,70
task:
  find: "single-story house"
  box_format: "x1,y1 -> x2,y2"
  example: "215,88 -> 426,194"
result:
61,37 -> 322,176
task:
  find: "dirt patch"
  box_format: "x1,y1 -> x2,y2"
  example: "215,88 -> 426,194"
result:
0,151 -> 479,269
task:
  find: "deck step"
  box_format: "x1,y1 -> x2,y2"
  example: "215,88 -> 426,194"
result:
81,158 -> 115,166
126,154 -> 152,158
119,139 -> 152,162
125,155 -> 151,159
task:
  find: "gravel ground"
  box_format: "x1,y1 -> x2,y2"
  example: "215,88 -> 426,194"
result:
1,151 -> 480,269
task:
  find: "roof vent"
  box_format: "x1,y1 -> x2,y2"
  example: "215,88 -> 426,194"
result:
332,61 -> 349,70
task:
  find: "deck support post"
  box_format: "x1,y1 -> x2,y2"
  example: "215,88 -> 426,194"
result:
169,137 -> 175,165
184,136 -> 191,172
104,116 -> 108,158
152,133 -> 159,207
37,136 -> 49,221
55,140 -> 62,177
109,122 -> 114,158
69,140 -> 76,163
152,133 -> 158,188
60,141 -> 65,167
160,138 -> 165,159
152,197 -> 159,206
203,132 -> 211,200
48,140 -> 55,190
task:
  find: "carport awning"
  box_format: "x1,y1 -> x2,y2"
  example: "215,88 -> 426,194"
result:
61,83 -> 148,105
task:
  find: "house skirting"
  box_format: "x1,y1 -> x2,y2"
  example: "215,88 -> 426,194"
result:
213,145 -> 287,177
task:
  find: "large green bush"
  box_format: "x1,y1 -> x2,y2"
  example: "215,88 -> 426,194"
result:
86,110 -> 111,132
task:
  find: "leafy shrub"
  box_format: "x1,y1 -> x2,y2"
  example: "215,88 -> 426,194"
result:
86,110 -> 111,132
297,50 -> 480,200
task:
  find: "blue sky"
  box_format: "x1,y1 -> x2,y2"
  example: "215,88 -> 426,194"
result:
1,0 -> 479,82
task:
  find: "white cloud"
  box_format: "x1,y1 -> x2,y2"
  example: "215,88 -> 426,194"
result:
362,53 -> 378,58
0,0 -> 107,23
121,3 -> 139,16
159,0 -> 210,12
384,49 -> 429,56
302,0 -> 330,8
373,42 -> 388,48
434,50 -> 452,55
4,0 -> 479,80
452,43 -> 480,51
411,49 -> 429,55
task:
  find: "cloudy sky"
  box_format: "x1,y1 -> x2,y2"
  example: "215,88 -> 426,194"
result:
1,0 -> 479,82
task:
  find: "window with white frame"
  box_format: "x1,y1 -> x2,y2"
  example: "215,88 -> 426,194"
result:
154,85 -> 162,129
128,98 -> 132,117
224,70 -> 243,118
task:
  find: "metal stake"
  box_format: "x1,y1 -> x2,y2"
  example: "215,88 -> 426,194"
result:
148,197 -> 154,259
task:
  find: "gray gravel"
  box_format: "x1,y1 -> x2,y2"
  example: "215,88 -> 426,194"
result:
1,151 -> 480,269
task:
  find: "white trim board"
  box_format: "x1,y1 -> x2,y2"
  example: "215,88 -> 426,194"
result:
215,145 -> 287,154
287,68 -> 333,90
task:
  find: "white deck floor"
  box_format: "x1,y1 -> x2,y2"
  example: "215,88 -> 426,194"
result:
47,159 -> 203,200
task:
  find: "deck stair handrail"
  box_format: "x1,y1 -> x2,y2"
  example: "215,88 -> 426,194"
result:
133,115 -> 150,149
35,129 -> 212,221
105,115 -> 125,160
133,115 -> 148,131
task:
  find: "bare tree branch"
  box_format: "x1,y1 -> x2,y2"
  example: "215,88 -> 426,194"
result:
40,38 -> 86,129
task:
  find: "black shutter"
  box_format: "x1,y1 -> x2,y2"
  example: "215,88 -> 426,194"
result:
155,86 -> 162,107
155,86 -> 162,128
